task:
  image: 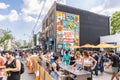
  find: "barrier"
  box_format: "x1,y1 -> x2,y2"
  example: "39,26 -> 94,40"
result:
40,66 -> 45,80
45,70 -> 54,80
26,53 -> 30,67
27,58 -> 30,67
26,55 -> 54,80
35,63 -> 40,80
29,60 -> 33,74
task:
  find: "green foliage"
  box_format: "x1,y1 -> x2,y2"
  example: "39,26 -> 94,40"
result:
15,41 -> 21,48
0,30 -> 13,50
20,45 -> 28,48
33,34 -> 37,46
0,30 -> 13,44
110,11 -> 120,34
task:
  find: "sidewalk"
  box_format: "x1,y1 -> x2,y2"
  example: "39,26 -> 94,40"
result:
104,62 -> 120,75
21,61 -> 36,80
2,60 -> 35,80
104,67 -> 120,75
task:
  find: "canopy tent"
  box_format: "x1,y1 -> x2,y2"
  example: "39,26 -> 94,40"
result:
66,45 -> 80,49
114,44 -> 120,48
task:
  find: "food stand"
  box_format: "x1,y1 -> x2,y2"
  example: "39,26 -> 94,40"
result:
59,63 -> 91,80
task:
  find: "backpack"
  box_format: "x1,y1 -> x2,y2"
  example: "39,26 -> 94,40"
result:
12,59 -> 25,74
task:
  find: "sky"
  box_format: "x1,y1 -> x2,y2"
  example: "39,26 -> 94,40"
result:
0,0 -> 120,42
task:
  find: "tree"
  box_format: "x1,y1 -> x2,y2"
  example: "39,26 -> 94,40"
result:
12,41 -> 22,49
110,11 -> 120,34
15,41 -> 21,48
33,34 -> 37,46
0,30 -> 13,50
0,30 -> 13,44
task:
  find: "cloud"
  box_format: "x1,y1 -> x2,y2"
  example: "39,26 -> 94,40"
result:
89,0 -> 120,16
20,0 -> 66,27
90,5 -> 103,13
0,14 -> 6,21
101,7 -> 120,16
104,0 -> 120,9
22,0 -> 66,16
22,14 -> 36,22
7,10 -> 19,22
0,10 -> 19,22
0,0 -> 66,23
22,0 -> 44,15
0,2 -> 10,9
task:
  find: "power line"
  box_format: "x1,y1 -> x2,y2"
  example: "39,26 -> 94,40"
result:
28,0 -> 47,47
32,0 -> 47,34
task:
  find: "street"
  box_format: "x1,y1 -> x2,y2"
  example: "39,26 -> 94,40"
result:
0,0 -> 120,80
21,62 -> 35,80
93,73 -> 112,80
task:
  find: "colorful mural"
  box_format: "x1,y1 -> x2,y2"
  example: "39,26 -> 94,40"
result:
56,11 -> 80,49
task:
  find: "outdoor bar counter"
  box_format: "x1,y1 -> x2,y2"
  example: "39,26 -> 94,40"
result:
59,62 -> 91,80
38,56 -> 91,80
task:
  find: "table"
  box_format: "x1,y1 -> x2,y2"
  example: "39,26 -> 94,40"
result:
59,63 -> 91,80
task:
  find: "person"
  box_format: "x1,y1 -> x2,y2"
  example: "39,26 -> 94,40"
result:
63,51 -> 71,65
70,51 -> 75,65
50,56 -> 61,80
14,50 -> 18,58
60,49 -> 64,57
0,53 -> 6,80
107,50 -> 119,80
5,51 -> 21,80
82,51 -> 97,80
98,51 -> 105,75
73,51 -> 83,70
92,51 -> 99,76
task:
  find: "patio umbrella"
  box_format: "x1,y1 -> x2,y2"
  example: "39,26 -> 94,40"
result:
80,44 -> 95,48
66,45 -> 80,49
114,44 -> 120,48
95,42 -> 115,48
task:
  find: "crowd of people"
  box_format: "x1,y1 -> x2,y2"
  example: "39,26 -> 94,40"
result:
41,49 -> 120,80
0,49 -> 120,80
0,50 -> 27,80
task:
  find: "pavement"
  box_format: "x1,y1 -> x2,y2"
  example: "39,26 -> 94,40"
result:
20,61 -> 118,80
2,60 -> 35,80
2,59 -> 118,80
93,72 -> 111,80
93,62 -> 120,80
21,60 -> 36,80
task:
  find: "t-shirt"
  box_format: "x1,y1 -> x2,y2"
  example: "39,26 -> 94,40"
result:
94,55 -> 99,62
99,54 -> 105,62
63,54 -> 71,65
110,54 -> 119,67
0,56 -> 5,78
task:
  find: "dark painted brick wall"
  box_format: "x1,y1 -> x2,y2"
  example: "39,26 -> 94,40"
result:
56,3 -> 110,45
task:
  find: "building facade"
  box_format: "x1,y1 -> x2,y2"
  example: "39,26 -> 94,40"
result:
42,2 -> 110,52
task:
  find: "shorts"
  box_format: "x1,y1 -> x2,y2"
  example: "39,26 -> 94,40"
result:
112,67 -> 119,73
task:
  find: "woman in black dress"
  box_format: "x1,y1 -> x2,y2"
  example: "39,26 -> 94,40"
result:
70,51 -> 75,65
